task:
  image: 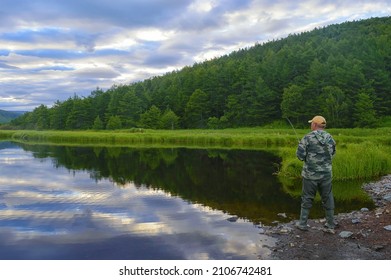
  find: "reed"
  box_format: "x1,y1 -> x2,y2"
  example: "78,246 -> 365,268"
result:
2,129 -> 301,148
333,142 -> 391,180
0,130 -> 15,139
275,142 -> 391,181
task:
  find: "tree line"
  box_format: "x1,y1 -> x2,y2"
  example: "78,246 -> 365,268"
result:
9,17 -> 391,130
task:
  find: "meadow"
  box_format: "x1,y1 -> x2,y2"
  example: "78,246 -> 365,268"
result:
1,127 -> 391,182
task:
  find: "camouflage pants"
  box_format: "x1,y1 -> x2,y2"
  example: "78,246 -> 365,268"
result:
301,177 -> 334,211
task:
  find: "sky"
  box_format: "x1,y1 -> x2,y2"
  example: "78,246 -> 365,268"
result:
0,0 -> 390,111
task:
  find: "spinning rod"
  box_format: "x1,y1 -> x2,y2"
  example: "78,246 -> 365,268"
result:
286,117 -> 300,143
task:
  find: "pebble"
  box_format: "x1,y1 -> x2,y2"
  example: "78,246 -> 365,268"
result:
360,208 -> 369,212
373,245 -> 385,251
277,213 -> 287,218
339,231 -> 353,238
323,228 -> 335,234
351,218 -> 361,224
384,225 -> 391,231
375,210 -> 384,217
279,226 -> 292,234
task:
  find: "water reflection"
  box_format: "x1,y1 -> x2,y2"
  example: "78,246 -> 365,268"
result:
18,142 -> 296,224
0,142 -> 277,260
0,142 -> 374,260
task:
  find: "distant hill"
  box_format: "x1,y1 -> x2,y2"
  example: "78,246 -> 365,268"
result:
0,110 -> 25,123
10,16 -> 391,129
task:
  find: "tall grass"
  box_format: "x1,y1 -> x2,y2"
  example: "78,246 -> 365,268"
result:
3,129 -> 300,148
275,142 -> 391,181
1,127 -> 391,180
0,130 -> 15,140
333,142 -> 391,180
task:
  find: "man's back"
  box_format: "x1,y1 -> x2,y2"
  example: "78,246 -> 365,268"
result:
296,130 -> 336,180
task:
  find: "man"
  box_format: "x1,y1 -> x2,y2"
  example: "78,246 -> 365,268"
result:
296,115 -> 336,231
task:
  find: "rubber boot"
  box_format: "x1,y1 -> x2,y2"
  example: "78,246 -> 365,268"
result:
295,208 -> 310,231
324,209 -> 336,229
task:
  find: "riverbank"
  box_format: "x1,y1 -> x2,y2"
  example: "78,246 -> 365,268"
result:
2,127 -> 391,149
264,175 -> 391,259
2,128 -> 391,182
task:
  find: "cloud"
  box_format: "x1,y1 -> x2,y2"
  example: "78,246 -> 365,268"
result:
72,66 -> 121,80
0,0 -> 390,111
144,53 -> 184,68
13,49 -> 85,60
0,0 -> 193,30
0,61 -> 19,70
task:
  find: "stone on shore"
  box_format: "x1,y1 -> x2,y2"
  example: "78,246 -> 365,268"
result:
339,231 -> 353,238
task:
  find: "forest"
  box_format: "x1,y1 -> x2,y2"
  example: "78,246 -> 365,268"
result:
8,16 -> 391,130
0,110 -> 23,124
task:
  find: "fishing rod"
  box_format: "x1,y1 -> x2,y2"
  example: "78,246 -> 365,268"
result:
286,117 -> 300,143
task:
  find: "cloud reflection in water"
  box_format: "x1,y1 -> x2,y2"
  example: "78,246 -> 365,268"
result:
0,144 -> 275,259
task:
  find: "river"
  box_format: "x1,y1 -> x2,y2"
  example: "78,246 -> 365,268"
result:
0,141 -> 372,259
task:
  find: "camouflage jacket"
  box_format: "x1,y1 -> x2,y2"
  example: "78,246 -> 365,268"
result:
296,129 -> 336,180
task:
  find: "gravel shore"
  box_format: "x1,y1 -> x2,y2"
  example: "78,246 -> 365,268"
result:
264,175 -> 391,260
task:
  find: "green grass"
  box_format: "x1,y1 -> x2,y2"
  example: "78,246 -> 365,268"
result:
1,127 -> 391,181
333,142 -> 391,180
276,142 -> 391,181
2,128 -> 301,148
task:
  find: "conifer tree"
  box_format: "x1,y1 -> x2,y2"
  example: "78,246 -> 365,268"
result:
353,91 -> 377,128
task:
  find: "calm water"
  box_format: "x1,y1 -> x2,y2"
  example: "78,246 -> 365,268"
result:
0,141 -> 372,260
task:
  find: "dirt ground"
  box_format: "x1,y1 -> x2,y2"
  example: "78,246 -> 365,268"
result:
266,176 -> 391,260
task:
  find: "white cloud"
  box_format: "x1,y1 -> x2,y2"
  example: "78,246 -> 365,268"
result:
0,0 -> 389,111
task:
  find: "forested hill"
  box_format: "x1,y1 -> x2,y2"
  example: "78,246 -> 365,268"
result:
10,16 -> 391,130
0,110 -> 24,124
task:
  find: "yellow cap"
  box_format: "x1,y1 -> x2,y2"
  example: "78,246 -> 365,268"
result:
308,115 -> 326,125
